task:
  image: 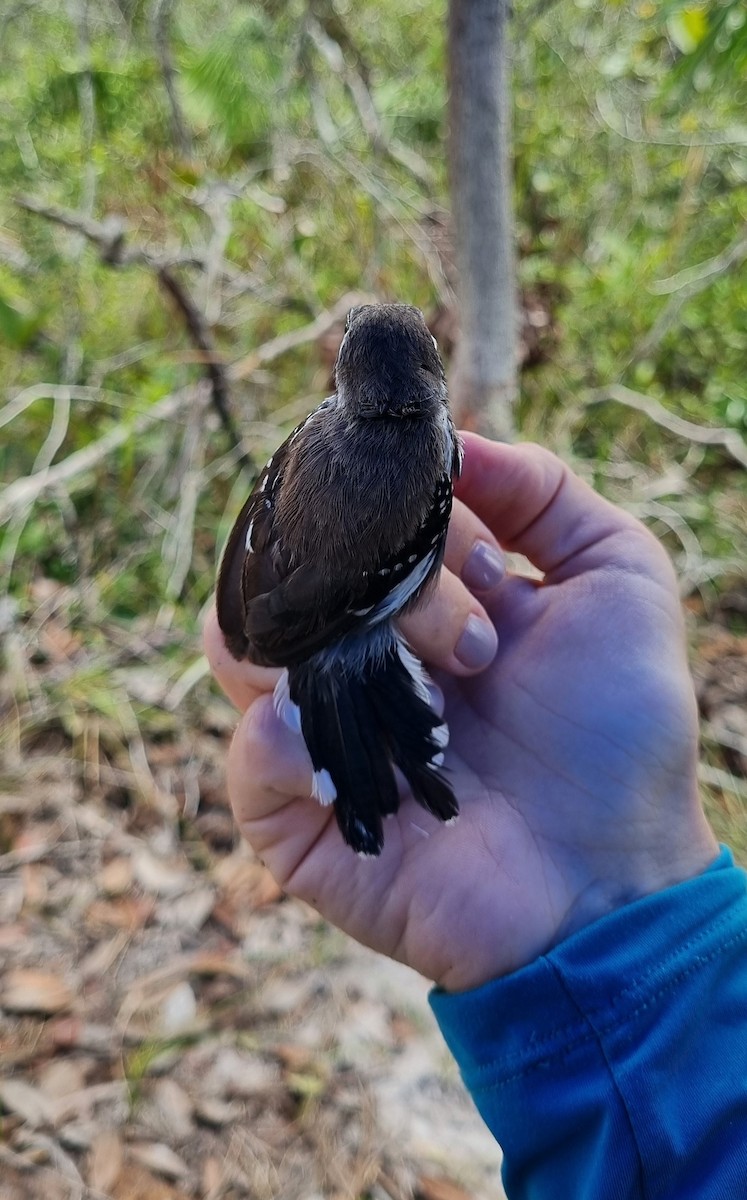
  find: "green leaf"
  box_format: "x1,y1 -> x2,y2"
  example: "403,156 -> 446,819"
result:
0,292 -> 44,349
668,7 -> 709,55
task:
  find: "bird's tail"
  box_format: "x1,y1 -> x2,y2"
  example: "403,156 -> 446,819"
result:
277,631 -> 458,856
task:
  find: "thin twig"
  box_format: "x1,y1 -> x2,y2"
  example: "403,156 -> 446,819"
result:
306,16 -> 383,149
16,195 -> 202,270
195,183 -> 234,325
0,383 -> 106,431
631,224 -> 747,362
151,0 -> 192,157
1,390 -> 75,583
702,722 -> 747,760
157,265 -> 249,469
631,498 -> 705,596
650,225 -> 747,296
0,300 -> 368,523
336,153 -> 453,303
596,92 -> 747,148
587,385 -> 747,471
71,0 -> 97,225
514,0 -> 563,37
699,763 -> 747,800
17,193 -> 249,466
164,654 -> 211,710
306,4 -> 432,187
0,385 -> 204,524
229,291 -> 372,380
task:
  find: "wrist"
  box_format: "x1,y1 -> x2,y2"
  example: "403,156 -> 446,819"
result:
551,814 -> 720,949
436,805 -> 719,995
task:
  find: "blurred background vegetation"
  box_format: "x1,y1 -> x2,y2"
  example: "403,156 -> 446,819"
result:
1,0 -> 746,852
0,5 -> 745,1194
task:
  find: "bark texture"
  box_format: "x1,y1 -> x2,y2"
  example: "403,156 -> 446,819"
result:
448,0 -> 517,440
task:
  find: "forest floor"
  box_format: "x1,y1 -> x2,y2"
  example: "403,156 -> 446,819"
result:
1,581 -> 746,1200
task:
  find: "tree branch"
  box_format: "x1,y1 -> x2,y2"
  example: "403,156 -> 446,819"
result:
0,304 -> 372,524
16,194 -> 202,269
649,225 -> 747,296
229,292 -> 373,381
16,194 -> 249,467
588,385 -> 747,471
305,5 -> 433,187
596,92 -> 747,148
0,386 -> 205,524
631,223 -> 747,364
157,266 -> 249,470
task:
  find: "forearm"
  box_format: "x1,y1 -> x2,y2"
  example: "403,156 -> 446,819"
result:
431,847 -> 747,1199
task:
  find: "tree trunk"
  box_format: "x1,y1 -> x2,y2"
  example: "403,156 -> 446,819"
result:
447,0 -> 517,440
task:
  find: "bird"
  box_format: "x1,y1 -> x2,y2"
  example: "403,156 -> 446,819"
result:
216,302 -> 463,856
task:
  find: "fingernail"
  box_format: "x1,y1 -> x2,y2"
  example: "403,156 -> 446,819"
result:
455,614 -> 498,670
462,541 -> 505,592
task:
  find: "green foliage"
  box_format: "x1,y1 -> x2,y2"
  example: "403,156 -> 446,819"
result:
662,1 -> 747,90
181,8 -> 284,156
0,289 -> 46,348
0,0 -> 746,806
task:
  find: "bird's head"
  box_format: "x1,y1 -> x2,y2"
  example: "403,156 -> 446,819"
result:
334,303 -> 446,418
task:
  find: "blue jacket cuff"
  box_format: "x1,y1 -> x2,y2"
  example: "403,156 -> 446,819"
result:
430,847 -> 747,1198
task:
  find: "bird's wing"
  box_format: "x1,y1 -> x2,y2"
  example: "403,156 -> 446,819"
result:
217,423 -> 453,668
216,413 -> 303,661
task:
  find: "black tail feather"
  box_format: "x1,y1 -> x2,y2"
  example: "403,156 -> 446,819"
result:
288,633 -> 458,855
366,647 -> 458,824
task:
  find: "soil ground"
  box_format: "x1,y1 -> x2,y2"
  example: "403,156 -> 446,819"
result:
1,584 -> 745,1200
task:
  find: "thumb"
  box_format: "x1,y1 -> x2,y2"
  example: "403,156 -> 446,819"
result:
454,435 -> 674,587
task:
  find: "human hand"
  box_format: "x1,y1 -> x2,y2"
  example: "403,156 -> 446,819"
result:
204,436 -> 718,992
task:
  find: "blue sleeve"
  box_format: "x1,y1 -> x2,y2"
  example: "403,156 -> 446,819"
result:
430,847 -> 747,1199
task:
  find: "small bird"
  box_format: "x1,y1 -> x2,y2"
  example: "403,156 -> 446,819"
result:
216,303 -> 462,856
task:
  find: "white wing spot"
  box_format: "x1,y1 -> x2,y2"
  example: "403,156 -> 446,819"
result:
273,671 -> 302,733
378,567 -> 390,576
367,547 -> 439,625
395,636 -> 432,705
245,518 -> 255,551
311,768 -> 337,806
431,722 -> 449,749
289,415 -> 310,443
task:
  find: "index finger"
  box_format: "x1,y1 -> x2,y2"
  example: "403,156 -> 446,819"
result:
455,434 -> 673,586
203,605 -> 281,712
